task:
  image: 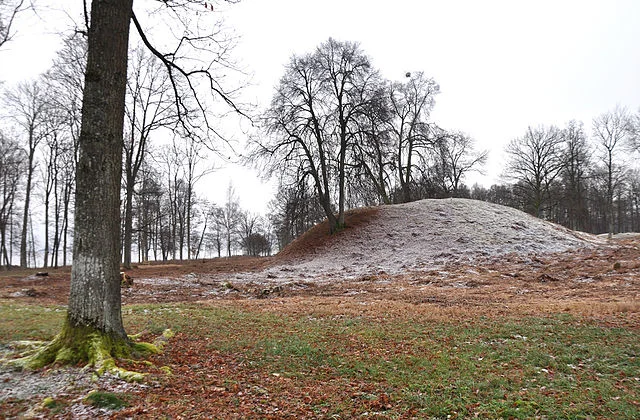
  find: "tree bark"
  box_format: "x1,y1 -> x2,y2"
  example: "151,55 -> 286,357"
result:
19,144 -> 34,268
68,0 -> 133,338
122,168 -> 134,269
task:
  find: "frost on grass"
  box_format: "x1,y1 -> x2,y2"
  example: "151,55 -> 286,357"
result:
259,198 -> 605,282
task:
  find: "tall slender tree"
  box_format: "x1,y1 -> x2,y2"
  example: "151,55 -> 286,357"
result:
3,80 -> 48,268
122,46 -> 175,268
220,184 -> 241,257
386,72 -> 439,203
0,131 -> 24,269
592,106 -> 634,237
559,120 -> 591,231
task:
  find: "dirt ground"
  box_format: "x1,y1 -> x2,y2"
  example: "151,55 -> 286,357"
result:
0,235 -> 639,419
1,237 -> 638,326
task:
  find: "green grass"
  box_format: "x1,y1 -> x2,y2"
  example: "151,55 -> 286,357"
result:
1,300 -> 638,418
0,301 -> 66,341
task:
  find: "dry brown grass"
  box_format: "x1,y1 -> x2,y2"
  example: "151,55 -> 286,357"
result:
273,206 -> 381,262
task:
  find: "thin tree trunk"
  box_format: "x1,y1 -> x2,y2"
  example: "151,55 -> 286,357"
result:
43,194 -> 50,268
186,187 -> 192,260
122,176 -> 134,268
20,147 -> 34,268
62,181 -> 71,267
29,211 -> 36,267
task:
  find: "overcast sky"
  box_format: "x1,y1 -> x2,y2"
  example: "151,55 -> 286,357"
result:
1,0 -> 639,213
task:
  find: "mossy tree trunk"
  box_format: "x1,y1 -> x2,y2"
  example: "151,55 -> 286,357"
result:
7,0 -> 138,373
67,0 -> 133,346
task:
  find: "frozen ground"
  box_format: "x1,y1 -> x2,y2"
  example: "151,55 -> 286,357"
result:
255,198 -> 605,282
0,198 -> 620,304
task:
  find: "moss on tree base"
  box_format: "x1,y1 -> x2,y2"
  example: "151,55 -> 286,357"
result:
5,321 -> 164,382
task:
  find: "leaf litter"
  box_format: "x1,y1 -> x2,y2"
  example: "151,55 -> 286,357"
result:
1,198 -> 639,418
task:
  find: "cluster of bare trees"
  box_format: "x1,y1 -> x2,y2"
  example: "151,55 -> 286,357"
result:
253,38 -> 487,242
0,25 -> 257,269
0,34 -> 83,269
130,165 -> 272,264
3,33 -> 638,268
207,185 -> 272,258
1,0 -> 638,371
472,106 -> 640,235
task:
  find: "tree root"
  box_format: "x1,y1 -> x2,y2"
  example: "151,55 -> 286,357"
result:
3,323 -> 172,382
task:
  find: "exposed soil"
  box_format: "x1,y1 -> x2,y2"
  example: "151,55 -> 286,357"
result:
1,235 -> 638,320
2,199 -> 630,312
1,199 -> 639,418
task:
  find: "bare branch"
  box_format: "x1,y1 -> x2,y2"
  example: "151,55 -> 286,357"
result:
0,0 -> 27,48
130,8 -> 249,148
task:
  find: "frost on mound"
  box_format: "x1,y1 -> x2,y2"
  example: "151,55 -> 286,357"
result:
269,198 -> 604,279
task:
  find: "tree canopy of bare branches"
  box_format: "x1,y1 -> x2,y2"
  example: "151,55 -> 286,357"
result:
504,125 -> 565,218
254,38 -> 377,232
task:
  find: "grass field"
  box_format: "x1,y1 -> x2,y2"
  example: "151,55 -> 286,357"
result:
1,298 -> 638,419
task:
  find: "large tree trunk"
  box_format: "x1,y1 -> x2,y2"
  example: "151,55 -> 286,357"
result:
67,0 -> 133,338
11,0 -> 146,374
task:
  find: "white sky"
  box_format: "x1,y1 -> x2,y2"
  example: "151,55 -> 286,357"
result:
1,0 -> 639,214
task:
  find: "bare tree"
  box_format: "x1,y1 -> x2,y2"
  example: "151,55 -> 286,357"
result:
122,46 -> 175,268
135,163 -> 163,263
219,184 -> 241,257
44,33 -> 86,156
40,107 -> 69,268
189,198 -> 209,260
592,106 -> 634,237
386,72 -> 439,203
238,210 -> 259,253
504,125 -> 565,218
56,141 -> 75,267
42,34 -> 87,267
350,83 -> 395,205
242,233 -> 271,256
255,38 -> 376,232
0,131 -> 24,268
559,120 -> 591,231
432,129 -> 488,196
207,204 -> 224,258
268,182 -> 324,250
177,137 -> 213,260
156,144 -> 187,260
3,80 -> 49,268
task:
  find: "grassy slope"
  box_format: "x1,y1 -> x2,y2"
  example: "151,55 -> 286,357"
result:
1,299 -> 638,419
